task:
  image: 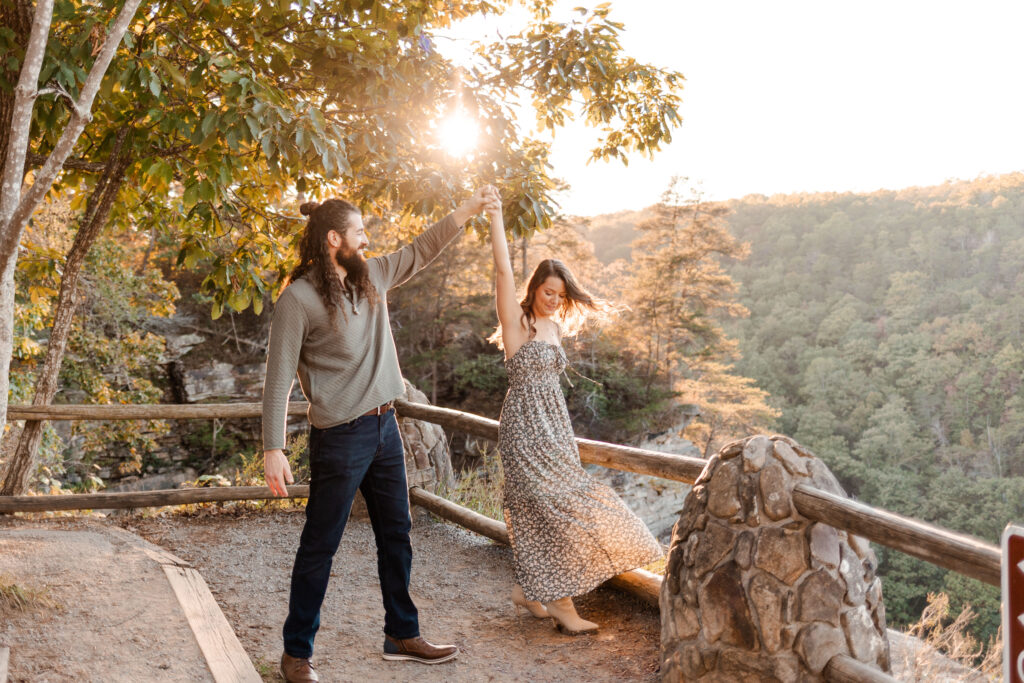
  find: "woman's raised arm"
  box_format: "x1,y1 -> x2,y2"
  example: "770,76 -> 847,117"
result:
487,194 -> 528,357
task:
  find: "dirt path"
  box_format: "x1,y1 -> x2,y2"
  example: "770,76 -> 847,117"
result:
1,505 -> 660,681
129,506 -> 661,682
0,519 -> 212,682
1,506 -> 987,682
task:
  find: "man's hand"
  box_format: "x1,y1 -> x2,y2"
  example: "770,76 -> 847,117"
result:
264,449 -> 294,497
454,185 -> 501,226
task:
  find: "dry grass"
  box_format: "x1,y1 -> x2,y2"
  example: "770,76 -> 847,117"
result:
898,592 -> 1002,681
0,573 -> 59,612
445,444 -> 504,522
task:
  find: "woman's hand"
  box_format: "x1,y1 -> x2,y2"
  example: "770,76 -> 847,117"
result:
483,185 -> 502,220
454,185 -> 500,226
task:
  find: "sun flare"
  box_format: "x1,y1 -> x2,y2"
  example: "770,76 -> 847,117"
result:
438,110 -> 479,159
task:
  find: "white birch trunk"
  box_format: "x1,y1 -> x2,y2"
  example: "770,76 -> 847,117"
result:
0,0 -> 55,445
0,0 -> 143,467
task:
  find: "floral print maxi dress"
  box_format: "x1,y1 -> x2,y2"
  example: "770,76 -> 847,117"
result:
498,340 -> 664,603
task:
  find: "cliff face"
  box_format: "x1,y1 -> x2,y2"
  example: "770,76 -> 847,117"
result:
89,304 -> 456,494
589,430 -> 699,543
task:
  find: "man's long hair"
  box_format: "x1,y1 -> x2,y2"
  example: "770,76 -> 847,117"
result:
285,199 -> 378,326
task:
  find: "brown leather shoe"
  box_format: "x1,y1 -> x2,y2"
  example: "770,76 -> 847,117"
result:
382,634 -> 458,664
280,652 -> 319,682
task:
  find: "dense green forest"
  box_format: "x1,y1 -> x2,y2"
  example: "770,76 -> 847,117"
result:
591,173 -> 1024,645
725,174 -> 1024,643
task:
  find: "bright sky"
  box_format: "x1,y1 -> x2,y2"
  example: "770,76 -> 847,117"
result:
442,1 -> 1024,216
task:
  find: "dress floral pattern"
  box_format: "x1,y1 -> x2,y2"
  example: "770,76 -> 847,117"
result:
498,339 -> 664,603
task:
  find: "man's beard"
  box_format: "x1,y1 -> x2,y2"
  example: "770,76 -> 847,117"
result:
335,246 -> 367,280
335,246 -> 375,303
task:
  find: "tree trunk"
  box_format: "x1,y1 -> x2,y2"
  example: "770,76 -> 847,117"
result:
0,129 -> 132,495
0,0 -> 142,477
0,4 -> 32,401
0,1 -> 32,170
0,0 -> 52,461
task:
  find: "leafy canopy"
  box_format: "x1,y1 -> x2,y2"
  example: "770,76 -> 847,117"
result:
11,0 -> 682,318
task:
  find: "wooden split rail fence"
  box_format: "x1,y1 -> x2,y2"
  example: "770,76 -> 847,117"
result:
2,400 -> 1005,681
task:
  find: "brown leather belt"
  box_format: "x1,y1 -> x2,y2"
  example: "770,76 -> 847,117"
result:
362,401 -> 394,417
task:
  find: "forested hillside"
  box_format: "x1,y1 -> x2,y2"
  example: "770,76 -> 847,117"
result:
725,175 -> 1024,641
588,173 -> 1024,644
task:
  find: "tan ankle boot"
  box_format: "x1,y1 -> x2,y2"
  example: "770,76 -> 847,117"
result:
543,597 -> 599,635
511,584 -> 549,618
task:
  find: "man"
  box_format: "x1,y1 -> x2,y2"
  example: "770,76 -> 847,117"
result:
262,187 -> 498,682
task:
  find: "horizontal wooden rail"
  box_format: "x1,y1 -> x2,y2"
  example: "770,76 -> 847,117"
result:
395,399 -> 497,440
793,485 -> 1001,587
409,485 -> 509,544
395,399 -> 706,484
824,654 -> 896,682
8,399 -> 705,483
6,403 -> 310,420
0,485 -> 310,513
2,400 -> 1006,590
409,486 -> 660,607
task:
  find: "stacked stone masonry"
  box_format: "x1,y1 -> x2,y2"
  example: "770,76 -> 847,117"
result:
660,435 -> 891,682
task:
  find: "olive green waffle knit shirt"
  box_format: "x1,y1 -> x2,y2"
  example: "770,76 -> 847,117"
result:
261,213 -> 461,451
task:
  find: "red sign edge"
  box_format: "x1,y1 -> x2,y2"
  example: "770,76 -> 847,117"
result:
1003,523 -> 1024,683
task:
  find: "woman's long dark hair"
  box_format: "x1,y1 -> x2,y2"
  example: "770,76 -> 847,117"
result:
489,258 -> 608,347
285,199 -> 377,326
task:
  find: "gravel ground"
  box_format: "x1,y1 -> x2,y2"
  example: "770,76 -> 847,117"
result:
0,505 -> 989,682
128,505 -> 662,682
2,507 -> 660,681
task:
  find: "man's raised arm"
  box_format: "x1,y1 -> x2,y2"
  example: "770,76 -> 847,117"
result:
374,186 -> 499,290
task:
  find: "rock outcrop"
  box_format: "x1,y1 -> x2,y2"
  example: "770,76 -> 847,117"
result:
398,380 -> 454,492
660,434 -> 890,681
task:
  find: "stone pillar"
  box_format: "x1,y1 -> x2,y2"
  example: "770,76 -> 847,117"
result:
659,435 -> 890,681
398,380 -> 455,492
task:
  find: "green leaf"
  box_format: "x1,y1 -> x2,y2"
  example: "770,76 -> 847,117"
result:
156,56 -> 187,87
182,182 -> 199,206
201,112 -> 218,137
227,290 -> 250,312
261,135 -> 275,159
244,115 -> 260,138
182,246 -> 201,270
199,179 -> 215,202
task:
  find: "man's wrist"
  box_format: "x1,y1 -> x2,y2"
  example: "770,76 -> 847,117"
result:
452,205 -> 471,227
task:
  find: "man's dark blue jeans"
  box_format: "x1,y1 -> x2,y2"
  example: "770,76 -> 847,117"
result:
283,409 -> 419,659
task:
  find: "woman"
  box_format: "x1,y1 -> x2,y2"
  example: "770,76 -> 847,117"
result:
486,192 -> 663,635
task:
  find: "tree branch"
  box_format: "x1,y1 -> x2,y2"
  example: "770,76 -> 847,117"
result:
0,0 -> 145,280
26,152 -> 106,173
0,0 -> 55,233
